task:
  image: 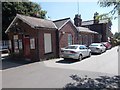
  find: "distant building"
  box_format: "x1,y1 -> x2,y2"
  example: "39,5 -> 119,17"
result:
74,14 -> 100,45
54,15 -> 98,52
81,12 -> 113,42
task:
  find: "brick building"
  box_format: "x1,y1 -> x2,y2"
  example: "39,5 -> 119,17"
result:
5,14 -> 59,61
81,12 -> 113,42
74,14 -> 99,45
54,18 -> 79,49
54,16 -> 98,51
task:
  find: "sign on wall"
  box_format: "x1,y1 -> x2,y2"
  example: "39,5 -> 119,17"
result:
44,33 -> 52,53
30,38 -> 35,49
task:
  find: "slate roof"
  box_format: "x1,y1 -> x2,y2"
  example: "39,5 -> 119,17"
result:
82,19 -> 109,26
53,17 -> 98,34
17,14 -> 57,28
53,18 -> 70,30
76,27 -> 98,34
6,14 -> 57,33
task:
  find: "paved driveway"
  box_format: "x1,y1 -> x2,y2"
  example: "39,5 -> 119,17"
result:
43,46 -> 119,75
2,46 -> 119,88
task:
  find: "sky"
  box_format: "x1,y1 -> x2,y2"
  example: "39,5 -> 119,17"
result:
30,1 -> 118,34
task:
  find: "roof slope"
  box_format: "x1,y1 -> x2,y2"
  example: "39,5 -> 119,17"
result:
53,17 -> 98,34
53,18 -> 70,30
82,19 -> 109,26
6,14 -> 57,33
17,14 -> 57,28
77,27 -> 98,34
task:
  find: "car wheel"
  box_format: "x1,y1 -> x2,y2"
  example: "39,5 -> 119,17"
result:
100,50 -> 102,54
104,49 -> 106,52
89,52 -> 91,57
64,58 -> 67,60
78,54 -> 82,61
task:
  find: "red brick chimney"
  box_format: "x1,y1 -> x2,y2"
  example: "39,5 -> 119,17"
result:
74,14 -> 82,27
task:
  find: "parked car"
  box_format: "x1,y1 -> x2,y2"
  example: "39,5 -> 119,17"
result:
61,45 -> 91,61
89,43 -> 106,54
102,42 -> 112,50
0,46 -> 9,53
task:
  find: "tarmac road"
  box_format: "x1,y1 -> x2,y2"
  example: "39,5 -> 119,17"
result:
2,46 -> 119,88
44,46 -> 119,75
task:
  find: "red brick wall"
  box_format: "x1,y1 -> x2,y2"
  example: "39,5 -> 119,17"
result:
78,32 -> 95,46
20,21 -> 39,61
38,28 -> 58,60
8,19 -> 58,61
59,21 -> 78,49
82,23 -> 108,42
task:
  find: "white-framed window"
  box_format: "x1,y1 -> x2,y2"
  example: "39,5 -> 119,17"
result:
9,40 -> 12,49
14,40 -> 18,49
68,34 -> 72,45
18,39 -> 23,49
79,35 -> 82,44
30,38 -> 35,49
44,33 -> 52,53
14,35 -> 18,40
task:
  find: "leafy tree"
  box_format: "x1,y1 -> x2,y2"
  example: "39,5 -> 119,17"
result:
114,32 -> 120,39
98,0 -> 120,15
96,0 -> 120,25
2,2 -> 47,40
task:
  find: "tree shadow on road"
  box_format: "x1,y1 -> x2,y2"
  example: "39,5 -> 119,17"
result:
1,56 -> 34,70
64,74 -> 120,89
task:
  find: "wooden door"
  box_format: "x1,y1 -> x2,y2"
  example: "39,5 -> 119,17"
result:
23,37 -> 30,58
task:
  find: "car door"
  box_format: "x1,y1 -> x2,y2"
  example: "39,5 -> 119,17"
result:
79,46 -> 87,57
83,46 -> 89,56
100,44 -> 106,52
102,44 -> 106,51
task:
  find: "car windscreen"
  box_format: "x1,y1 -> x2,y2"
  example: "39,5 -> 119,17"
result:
65,46 -> 78,49
90,44 -> 99,46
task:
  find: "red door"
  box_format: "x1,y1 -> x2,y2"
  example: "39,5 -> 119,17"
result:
23,37 -> 30,58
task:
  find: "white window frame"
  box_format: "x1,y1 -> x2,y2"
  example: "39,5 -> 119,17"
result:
18,39 -> 23,49
68,34 -> 72,45
44,33 -> 52,53
30,38 -> 35,49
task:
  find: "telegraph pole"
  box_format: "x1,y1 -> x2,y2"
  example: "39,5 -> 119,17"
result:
77,0 -> 79,14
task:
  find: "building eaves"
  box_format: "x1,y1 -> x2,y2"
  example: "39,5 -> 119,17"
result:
77,27 -> 98,34
82,19 -> 109,26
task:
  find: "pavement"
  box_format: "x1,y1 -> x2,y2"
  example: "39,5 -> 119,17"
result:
1,46 -> 119,88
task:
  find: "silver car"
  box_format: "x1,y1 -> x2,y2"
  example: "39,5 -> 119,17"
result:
61,45 -> 91,61
89,43 -> 106,54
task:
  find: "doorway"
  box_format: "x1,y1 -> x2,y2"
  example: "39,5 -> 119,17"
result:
23,36 -> 30,58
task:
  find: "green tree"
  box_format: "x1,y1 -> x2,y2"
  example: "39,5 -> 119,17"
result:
98,0 -> 120,15
2,2 -> 47,40
114,32 -> 120,39
96,0 -> 120,25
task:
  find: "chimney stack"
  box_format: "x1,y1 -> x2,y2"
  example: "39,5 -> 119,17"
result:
74,14 -> 82,27
93,12 -> 99,24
